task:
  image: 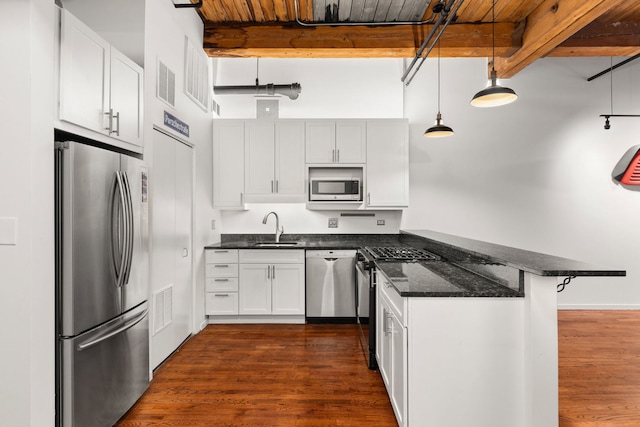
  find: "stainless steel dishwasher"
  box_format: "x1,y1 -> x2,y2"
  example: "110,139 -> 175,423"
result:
305,249 -> 356,323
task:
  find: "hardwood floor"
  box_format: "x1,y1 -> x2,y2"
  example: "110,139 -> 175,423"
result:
117,311 -> 640,426
558,310 -> 640,426
116,324 -> 397,427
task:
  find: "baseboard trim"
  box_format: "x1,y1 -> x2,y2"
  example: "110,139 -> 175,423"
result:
558,304 -> 640,310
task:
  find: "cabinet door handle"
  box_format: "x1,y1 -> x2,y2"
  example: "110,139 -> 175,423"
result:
267,265 -> 271,279
271,180 -> 274,193
272,265 -> 276,280
385,310 -> 394,335
367,192 -> 371,205
332,149 -> 335,163
275,180 -> 279,193
113,111 -> 120,136
105,109 -> 114,133
337,149 -> 340,163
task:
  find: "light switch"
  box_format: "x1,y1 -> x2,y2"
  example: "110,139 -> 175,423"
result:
0,217 -> 17,245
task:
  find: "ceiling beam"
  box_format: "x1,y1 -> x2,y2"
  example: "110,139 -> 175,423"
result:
493,0 -> 631,78
203,22 -> 518,58
548,21 -> 640,57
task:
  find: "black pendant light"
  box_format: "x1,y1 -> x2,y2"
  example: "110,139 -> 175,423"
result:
425,42 -> 454,138
470,0 -> 518,107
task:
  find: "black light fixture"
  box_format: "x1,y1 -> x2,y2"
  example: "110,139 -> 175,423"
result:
470,0 -> 518,107
172,0 -> 203,8
425,42 -> 454,138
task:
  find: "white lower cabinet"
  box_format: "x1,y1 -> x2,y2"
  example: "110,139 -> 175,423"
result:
377,271 -> 526,427
239,250 -> 305,316
207,249 -> 305,322
205,249 -> 239,315
377,272 -> 407,427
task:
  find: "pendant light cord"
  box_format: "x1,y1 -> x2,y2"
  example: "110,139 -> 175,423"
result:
491,0 -> 495,73
610,56 -> 613,115
437,40 -> 441,113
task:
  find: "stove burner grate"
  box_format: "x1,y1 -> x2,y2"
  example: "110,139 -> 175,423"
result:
365,246 -> 440,262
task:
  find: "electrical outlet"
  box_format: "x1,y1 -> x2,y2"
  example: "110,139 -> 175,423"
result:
211,219 -> 216,230
377,219 -> 385,226
328,218 -> 338,228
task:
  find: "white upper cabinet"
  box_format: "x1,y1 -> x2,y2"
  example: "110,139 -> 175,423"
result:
305,120 -> 366,164
244,121 -> 275,195
366,119 -> 409,208
109,49 -> 143,146
244,120 -> 305,201
335,120 -> 367,163
275,121 -> 306,195
59,10 -> 143,147
59,10 -> 110,135
213,120 -> 245,209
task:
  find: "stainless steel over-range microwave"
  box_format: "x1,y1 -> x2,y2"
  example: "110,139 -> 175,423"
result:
309,178 -> 362,201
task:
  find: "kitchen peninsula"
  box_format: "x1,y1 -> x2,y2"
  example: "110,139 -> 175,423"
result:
206,229 -> 625,427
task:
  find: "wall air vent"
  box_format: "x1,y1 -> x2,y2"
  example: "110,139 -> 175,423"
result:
184,36 -> 211,112
157,59 -> 176,108
612,145 -> 640,190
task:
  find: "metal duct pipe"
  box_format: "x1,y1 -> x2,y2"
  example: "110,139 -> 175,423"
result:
213,83 -> 302,100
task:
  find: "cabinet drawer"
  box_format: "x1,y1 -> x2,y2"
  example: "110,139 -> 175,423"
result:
205,263 -> 239,278
206,277 -> 239,292
239,249 -> 305,264
379,273 -> 405,325
206,292 -> 239,315
205,249 -> 239,264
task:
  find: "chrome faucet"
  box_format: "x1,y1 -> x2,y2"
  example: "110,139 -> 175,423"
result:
262,211 -> 284,242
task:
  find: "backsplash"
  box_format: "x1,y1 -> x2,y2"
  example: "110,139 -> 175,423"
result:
220,203 -> 403,234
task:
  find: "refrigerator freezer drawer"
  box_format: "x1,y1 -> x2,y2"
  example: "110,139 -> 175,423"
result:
60,302 -> 149,427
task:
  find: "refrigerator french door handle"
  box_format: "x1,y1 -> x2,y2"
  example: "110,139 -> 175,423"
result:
110,172 -> 127,287
76,308 -> 149,352
121,172 -> 134,285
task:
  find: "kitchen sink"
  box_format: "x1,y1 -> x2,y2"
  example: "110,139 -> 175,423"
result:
253,241 -> 305,247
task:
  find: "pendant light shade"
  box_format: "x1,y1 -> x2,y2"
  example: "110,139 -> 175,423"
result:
425,113 -> 454,137
470,0 -> 517,108
470,70 -> 518,107
425,40 -> 454,138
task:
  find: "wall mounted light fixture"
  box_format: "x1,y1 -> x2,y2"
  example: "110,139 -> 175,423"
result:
470,0 -> 517,107
425,42 -> 454,138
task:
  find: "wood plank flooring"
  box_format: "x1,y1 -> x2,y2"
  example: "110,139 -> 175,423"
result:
116,324 -> 397,427
558,310 -> 640,426
117,311 -> 640,426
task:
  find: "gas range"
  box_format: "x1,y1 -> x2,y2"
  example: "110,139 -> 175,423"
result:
364,246 -> 440,262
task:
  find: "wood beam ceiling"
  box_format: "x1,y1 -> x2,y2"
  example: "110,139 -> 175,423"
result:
201,0 -> 640,77
203,22 -> 518,58
494,0 -> 633,78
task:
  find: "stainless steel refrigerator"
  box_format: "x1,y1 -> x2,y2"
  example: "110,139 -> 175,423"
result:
55,133 -> 150,427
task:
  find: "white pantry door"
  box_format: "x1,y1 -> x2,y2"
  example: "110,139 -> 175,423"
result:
151,130 -> 193,368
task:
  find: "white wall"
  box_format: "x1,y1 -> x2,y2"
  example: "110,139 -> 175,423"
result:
403,56 -> 640,308
144,0 -> 217,333
0,0 -> 55,425
213,58 -> 405,119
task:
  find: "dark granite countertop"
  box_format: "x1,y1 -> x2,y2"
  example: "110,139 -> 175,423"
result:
401,229 -> 626,277
204,233 -> 404,250
205,229 -> 625,298
375,260 -> 523,298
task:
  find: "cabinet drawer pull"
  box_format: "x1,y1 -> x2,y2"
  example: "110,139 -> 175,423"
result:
214,278 -> 230,282
214,250 -> 229,253
215,294 -> 230,297
214,264 -> 230,268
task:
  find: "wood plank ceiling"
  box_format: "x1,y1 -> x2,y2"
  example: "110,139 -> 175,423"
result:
195,0 -> 640,77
